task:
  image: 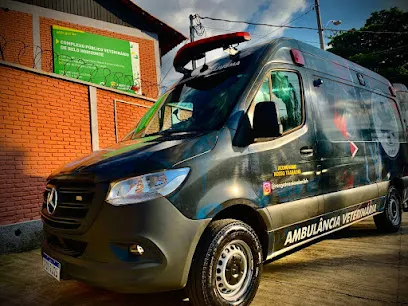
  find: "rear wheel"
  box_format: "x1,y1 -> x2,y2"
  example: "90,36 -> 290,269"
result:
374,186 -> 402,232
186,219 -> 263,306
402,187 -> 408,212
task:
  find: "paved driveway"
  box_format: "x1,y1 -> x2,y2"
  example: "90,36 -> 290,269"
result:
1,214 -> 407,305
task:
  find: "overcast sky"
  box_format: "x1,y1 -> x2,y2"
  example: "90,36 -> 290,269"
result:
133,0 -> 408,91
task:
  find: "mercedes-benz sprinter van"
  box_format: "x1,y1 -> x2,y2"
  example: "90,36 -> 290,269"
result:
41,33 -> 408,306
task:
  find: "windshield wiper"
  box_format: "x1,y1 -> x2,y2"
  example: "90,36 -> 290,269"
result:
144,130 -> 172,137
144,130 -> 210,138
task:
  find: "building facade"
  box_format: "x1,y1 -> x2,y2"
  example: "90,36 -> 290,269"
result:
0,0 -> 185,252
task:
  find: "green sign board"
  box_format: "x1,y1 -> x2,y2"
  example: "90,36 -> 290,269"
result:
52,25 -> 141,94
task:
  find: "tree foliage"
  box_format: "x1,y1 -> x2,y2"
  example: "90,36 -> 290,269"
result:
328,7 -> 408,85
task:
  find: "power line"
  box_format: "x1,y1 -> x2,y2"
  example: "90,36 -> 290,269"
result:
302,40 -> 321,44
159,54 -> 176,84
266,5 -> 315,37
205,25 -> 306,39
199,25 -> 322,49
361,45 -> 408,56
197,15 -> 408,35
248,5 -> 315,46
160,40 -> 190,87
199,5 -> 316,45
160,65 -> 174,87
186,24 -> 322,45
204,26 -> 273,38
202,5 -> 316,48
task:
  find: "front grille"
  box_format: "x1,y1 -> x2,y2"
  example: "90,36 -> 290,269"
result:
42,181 -> 95,230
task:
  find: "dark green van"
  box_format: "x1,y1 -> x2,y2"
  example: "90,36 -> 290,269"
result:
41,33 -> 408,306
393,83 -> 408,210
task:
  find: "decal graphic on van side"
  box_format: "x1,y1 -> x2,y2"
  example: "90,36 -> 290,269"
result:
371,90 -> 400,158
271,179 -> 308,189
272,198 -> 384,252
263,182 -> 272,196
333,108 -> 359,158
213,60 -> 241,71
273,164 -> 301,177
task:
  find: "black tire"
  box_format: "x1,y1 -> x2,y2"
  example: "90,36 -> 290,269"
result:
186,219 -> 263,306
374,186 -> 402,232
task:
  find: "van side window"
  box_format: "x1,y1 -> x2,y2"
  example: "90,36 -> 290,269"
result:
368,92 -> 405,147
254,78 -> 271,103
271,71 -> 302,132
248,77 -> 271,126
318,79 -> 368,142
248,71 -> 303,142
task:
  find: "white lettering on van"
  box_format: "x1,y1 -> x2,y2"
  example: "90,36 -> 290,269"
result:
213,61 -> 240,71
283,202 -> 377,246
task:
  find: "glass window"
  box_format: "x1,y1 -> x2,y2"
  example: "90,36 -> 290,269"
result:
271,71 -> 302,132
123,45 -> 269,141
317,79 -> 370,142
127,69 -> 250,138
170,103 -> 193,125
250,71 -> 303,137
369,92 -> 405,157
396,90 -> 408,130
254,78 -> 270,104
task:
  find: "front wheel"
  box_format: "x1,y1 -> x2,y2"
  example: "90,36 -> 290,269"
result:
186,219 -> 263,306
374,186 -> 402,232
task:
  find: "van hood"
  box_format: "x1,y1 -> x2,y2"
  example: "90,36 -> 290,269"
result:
49,132 -> 218,182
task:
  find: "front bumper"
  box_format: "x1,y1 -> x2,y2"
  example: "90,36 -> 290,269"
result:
42,197 -> 210,293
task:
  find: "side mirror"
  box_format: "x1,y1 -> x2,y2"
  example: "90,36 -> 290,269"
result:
253,101 -> 282,140
232,112 -> 254,147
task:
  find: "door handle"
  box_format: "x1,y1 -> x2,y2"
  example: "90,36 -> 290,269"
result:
300,147 -> 314,156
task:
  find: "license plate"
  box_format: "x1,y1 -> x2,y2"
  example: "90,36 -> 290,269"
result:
42,253 -> 61,281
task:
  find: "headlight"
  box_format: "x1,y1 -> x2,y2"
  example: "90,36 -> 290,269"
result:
106,168 -> 190,206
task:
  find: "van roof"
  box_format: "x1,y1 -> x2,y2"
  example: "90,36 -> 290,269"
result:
393,83 -> 408,92
245,37 -> 393,94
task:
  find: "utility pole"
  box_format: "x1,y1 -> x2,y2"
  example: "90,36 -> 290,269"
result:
314,0 -> 325,50
189,14 -> 196,69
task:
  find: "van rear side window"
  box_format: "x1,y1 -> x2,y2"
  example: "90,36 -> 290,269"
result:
317,79 -> 370,142
368,92 -> 405,157
317,78 -> 405,156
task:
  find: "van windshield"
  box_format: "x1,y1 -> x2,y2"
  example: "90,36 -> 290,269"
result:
123,47 -> 265,141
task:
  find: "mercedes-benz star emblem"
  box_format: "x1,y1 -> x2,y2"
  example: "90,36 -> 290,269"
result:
46,188 -> 58,215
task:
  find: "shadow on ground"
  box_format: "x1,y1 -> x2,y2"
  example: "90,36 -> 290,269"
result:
1,215 -> 407,306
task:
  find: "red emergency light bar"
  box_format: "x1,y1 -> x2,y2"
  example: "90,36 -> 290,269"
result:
173,32 -> 251,73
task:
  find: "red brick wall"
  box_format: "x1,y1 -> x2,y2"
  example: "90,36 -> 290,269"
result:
0,65 -> 152,225
0,7 -> 159,226
0,10 -> 33,67
97,90 -> 153,148
0,65 -> 91,225
39,17 -> 158,98
116,101 -> 151,140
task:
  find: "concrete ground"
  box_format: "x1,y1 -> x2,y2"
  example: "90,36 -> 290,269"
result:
1,214 -> 407,306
